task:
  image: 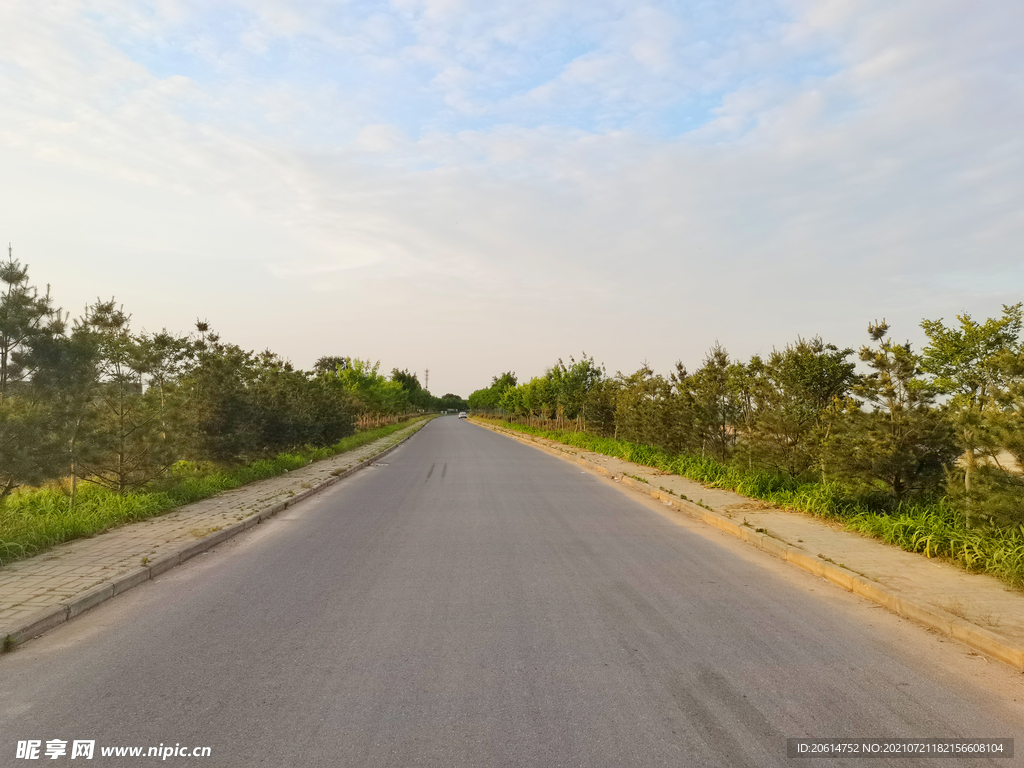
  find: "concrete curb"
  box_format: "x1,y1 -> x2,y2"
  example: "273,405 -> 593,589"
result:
473,419 -> 1024,673
1,421 -> 430,653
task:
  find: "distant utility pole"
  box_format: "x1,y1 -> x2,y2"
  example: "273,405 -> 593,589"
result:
424,368 -> 429,392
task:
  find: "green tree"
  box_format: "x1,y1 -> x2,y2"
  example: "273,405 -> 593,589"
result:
438,393 -> 469,411
468,372 -> 517,411
391,368 -> 436,411
240,351 -> 355,452
75,300 -> 175,493
336,359 -> 409,416
314,356 -> 349,374
582,376 -> 619,437
613,365 -> 692,453
0,397 -> 61,497
502,376 -> 557,421
548,354 -> 604,428
827,322 -> 957,504
0,249 -> 62,399
921,304 -> 1023,516
743,338 -> 856,479
30,324 -> 102,506
689,344 -> 742,462
172,327 -> 262,464
0,251 -> 67,496
303,371 -> 358,445
136,330 -> 192,433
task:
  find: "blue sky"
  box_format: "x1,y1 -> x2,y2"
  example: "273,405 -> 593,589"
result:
97,0 -> 832,141
1,0 -> 1022,396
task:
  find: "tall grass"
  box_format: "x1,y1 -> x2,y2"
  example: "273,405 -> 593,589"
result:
847,506 -> 1024,589
0,417 -> 430,567
480,417 -> 1024,589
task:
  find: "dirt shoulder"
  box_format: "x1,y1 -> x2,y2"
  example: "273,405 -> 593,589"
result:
473,419 -> 1024,673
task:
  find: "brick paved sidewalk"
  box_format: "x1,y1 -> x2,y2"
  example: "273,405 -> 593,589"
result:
0,421 -> 426,630
478,421 -> 1024,671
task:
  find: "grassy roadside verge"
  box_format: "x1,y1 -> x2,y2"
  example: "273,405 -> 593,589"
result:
0,416 -> 434,567
476,417 -> 1024,589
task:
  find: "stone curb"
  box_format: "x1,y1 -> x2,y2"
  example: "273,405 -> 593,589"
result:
472,419 -> 1024,673
0,421 -> 429,653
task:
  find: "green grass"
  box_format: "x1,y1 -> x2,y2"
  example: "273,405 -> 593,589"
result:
847,506 -> 1024,589
478,417 -> 1024,589
0,417 -> 432,567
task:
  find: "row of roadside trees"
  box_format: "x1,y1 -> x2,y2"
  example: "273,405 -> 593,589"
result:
0,253 -> 465,501
469,306 -> 1024,526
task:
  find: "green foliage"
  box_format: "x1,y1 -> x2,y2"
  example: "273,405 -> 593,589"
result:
499,375 -> 554,418
391,368 -> 439,411
484,310 -> 1019,522
73,299 -> 176,492
468,371 -> 517,410
334,358 -> 408,416
614,365 -> 693,453
945,464 -> 1024,528
921,304 -> 1024,525
313,355 -> 349,374
826,322 -> 958,502
475,312 -> 1023,583
548,354 -> 604,420
174,340 -> 263,463
921,304 -> 1022,404
484,355 -> 613,431
847,505 -> 1024,589
0,398 -> 64,495
0,251 -> 66,495
175,337 -> 360,464
0,249 -> 63,398
438,392 -> 469,411
742,337 -> 856,479
688,344 -> 743,462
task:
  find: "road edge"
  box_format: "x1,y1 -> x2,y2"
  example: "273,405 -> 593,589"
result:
1,419 -> 432,654
471,418 -> 1024,673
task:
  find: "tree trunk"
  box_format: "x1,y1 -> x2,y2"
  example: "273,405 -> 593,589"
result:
963,445 -> 978,527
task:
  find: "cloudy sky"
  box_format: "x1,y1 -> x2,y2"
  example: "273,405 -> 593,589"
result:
2,1 -> 1021,396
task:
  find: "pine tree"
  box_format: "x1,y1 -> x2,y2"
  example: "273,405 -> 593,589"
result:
743,337 -> 856,479
0,249 -> 66,496
74,300 -> 175,493
690,344 -> 742,462
921,304 -> 1023,524
827,322 -> 957,504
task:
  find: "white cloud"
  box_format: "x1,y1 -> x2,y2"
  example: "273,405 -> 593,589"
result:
1,0 -> 1021,395
354,124 -> 409,153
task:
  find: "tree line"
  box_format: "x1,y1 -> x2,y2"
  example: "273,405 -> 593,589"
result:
469,307 -> 1024,527
0,253 -> 465,500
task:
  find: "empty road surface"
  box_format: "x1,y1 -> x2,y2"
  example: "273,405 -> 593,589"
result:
2,417 -> 1021,767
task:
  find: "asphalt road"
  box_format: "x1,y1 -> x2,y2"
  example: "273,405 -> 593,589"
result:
1,417 -> 1021,767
